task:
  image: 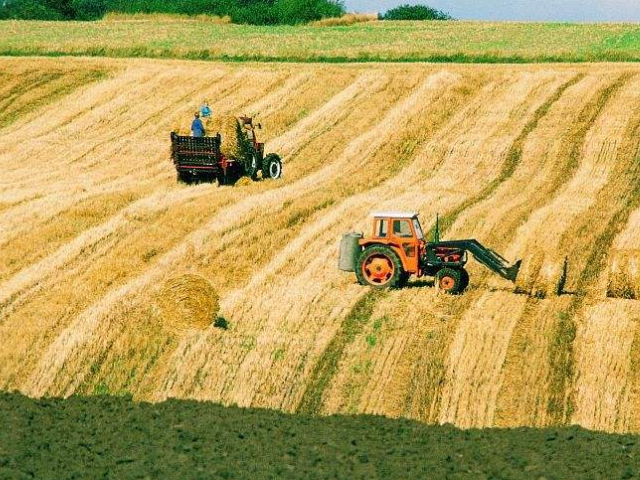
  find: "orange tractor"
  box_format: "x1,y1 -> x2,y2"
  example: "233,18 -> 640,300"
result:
339,212 -> 521,294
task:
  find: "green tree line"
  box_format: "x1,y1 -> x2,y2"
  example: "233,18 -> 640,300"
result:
0,0 -> 345,24
0,0 -> 452,24
380,4 -> 452,20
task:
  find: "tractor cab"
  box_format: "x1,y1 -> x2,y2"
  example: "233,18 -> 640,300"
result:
370,212 -> 425,241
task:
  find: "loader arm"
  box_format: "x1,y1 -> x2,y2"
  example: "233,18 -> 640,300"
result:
434,239 -> 521,282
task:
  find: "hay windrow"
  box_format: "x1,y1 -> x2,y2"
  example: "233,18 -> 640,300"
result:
235,177 -> 254,187
204,114 -> 249,160
514,249 -> 566,298
157,274 -> 220,334
606,249 -> 640,299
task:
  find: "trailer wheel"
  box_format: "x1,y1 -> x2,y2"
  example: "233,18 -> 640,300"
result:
263,154 -> 282,180
356,245 -> 404,289
436,268 -> 463,294
177,171 -> 192,184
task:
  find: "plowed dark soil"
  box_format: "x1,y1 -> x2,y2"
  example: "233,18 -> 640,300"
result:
0,393 -> 638,480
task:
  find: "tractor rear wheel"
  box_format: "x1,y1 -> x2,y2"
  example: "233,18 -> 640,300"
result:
459,268 -> 470,292
356,245 -> 404,289
263,154 -> 283,180
436,268 -> 463,294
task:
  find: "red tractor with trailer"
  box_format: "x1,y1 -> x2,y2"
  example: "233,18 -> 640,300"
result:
339,212 -> 521,293
170,116 -> 282,185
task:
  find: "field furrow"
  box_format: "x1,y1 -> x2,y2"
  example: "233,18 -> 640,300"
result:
432,71 -> 637,429
20,68 -> 436,397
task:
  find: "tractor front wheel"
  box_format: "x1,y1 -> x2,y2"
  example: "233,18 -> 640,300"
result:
356,245 -> 404,289
436,268 -> 464,294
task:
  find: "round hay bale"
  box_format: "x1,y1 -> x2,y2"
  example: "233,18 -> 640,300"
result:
607,249 -> 640,299
514,250 -> 566,298
204,115 -> 248,160
158,274 -> 220,333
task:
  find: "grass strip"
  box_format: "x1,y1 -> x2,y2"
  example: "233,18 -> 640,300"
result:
8,48 -> 640,64
297,290 -> 386,414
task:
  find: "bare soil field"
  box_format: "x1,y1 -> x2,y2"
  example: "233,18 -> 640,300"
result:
2,57 -> 640,434
1,393 -> 638,480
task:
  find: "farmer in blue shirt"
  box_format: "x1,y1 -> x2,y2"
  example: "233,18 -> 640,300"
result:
200,100 -> 212,118
191,112 -> 205,138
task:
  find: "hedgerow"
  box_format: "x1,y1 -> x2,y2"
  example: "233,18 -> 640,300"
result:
0,0 -> 346,24
380,4 -> 452,21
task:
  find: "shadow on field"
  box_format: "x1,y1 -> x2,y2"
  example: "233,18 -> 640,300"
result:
1,393 -> 639,480
405,279 -> 436,289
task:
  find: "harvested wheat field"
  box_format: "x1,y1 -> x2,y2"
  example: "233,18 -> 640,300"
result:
3,57 -> 640,434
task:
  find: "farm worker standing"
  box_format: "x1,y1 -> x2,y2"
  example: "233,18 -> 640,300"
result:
191,112 -> 206,138
200,101 -> 212,118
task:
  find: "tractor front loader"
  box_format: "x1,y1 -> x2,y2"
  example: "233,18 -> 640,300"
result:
339,212 -> 521,294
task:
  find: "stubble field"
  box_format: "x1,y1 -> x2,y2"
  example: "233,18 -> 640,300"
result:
2,56 -> 640,435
